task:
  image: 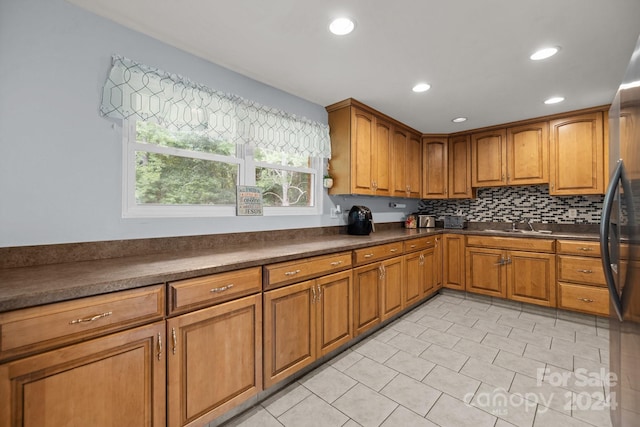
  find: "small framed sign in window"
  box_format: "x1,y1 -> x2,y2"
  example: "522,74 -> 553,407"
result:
237,186 -> 263,216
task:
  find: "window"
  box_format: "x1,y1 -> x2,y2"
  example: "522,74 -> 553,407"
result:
102,55 -> 330,218
123,120 -> 322,217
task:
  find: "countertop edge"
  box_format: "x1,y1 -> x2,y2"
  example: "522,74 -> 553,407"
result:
0,228 -> 599,313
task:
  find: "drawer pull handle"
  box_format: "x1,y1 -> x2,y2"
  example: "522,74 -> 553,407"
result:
577,297 -> 595,303
390,248 -> 398,253
210,284 -> 234,293
284,269 -> 301,276
364,254 -> 374,258
577,269 -> 593,274
578,247 -> 594,251
157,333 -> 163,361
410,244 -> 417,248
69,311 -> 112,324
172,327 -> 177,355
330,260 -> 343,266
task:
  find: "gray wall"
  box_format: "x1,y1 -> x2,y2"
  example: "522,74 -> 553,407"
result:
0,0 -> 415,247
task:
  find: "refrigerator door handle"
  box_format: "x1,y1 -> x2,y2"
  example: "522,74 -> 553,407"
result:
601,160 -> 624,321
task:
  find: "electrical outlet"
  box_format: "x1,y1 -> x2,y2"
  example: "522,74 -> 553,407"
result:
330,208 -> 338,218
568,209 -> 577,218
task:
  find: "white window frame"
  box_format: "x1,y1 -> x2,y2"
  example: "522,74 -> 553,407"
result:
122,120 -> 323,218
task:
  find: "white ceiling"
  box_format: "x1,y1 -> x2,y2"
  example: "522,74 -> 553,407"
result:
68,0 -> 640,133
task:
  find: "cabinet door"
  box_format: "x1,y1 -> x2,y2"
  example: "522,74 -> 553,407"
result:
263,281 -> 316,388
443,234 -> 466,290
434,236 -> 443,290
373,117 -> 392,195
448,135 -> 475,198
507,121 -> 549,185
472,129 -> 507,187
466,247 -> 506,297
507,251 -> 556,307
352,264 -> 382,336
549,112 -> 604,195
167,295 -> 262,427
404,252 -> 424,306
352,107 -> 375,194
407,133 -> 422,198
391,127 -> 409,197
381,257 -> 404,321
316,271 -> 353,356
422,247 -> 437,296
422,137 -> 448,198
0,322 -> 166,427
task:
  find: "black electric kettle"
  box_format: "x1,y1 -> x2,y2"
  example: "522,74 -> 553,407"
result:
347,205 -> 375,235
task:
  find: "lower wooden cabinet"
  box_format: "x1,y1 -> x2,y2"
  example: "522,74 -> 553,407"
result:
0,321 -> 166,427
404,246 -> 438,306
263,270 -> 352,388
167,294 -> 262,427
466,236 -> 556,307
353,264 -> 382,336
507,251 -> 557,307
380,257 -> 404,321
443,234 -> 466,290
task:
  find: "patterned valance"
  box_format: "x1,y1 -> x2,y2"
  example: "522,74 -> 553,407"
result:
100,55 -> 331,158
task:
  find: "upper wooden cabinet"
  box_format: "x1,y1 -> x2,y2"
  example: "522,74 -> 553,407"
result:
507,122 -> 549,185
422,136 -> 448,198
448,134 -> 475,198
549,111 -> 605,195
327,99 -> 417,196
407,132 -> 422,198
472,129 -> 507,187
472,123 -> 548,188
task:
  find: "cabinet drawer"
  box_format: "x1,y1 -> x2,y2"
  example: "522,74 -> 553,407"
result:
265,252 -> 352,289
466,235 -> 554,253
556,240 -> 600,257
354,242 -> 404,265
168,267 -> 261,315
557,282 -> 609,316
403,237 -> 436,253
0,284 -> 164,361
557,256 -> 605,286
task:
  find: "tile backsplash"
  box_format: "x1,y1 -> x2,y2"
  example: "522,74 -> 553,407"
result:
417,185 -> 603,224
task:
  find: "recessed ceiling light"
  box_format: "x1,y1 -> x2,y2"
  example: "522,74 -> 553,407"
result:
412,83 -> 431,93
452,117 -> 467,123
329,17 -> 355,35
530,47 -> 559,61
544,96 -> 565,105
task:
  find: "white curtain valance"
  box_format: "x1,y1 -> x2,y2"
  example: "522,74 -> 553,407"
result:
100,55 -> 331,158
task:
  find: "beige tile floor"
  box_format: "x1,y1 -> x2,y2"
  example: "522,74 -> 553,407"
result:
222,290 -> 612,427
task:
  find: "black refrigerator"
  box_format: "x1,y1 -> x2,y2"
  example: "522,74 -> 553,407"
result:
601,33 -> 640,427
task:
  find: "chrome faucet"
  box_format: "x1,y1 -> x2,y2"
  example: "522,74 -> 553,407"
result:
525,218 -> 536,232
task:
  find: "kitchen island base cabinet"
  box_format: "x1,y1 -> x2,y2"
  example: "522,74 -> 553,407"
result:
0,321 -> 166,427
167,295 -> 262,427
263,271 -> 352,389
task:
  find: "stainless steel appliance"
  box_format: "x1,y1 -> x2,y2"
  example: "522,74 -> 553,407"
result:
347,205 -> 374,235
417,214 -> 436,228
601,33 -> 640,427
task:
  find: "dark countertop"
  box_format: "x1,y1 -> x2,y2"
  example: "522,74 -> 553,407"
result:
0,227 -> 599,313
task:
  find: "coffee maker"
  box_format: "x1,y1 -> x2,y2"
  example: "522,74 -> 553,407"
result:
347,205 -> 375,235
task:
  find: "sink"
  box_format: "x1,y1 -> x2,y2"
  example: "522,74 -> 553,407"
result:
483,229 -> 552,235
